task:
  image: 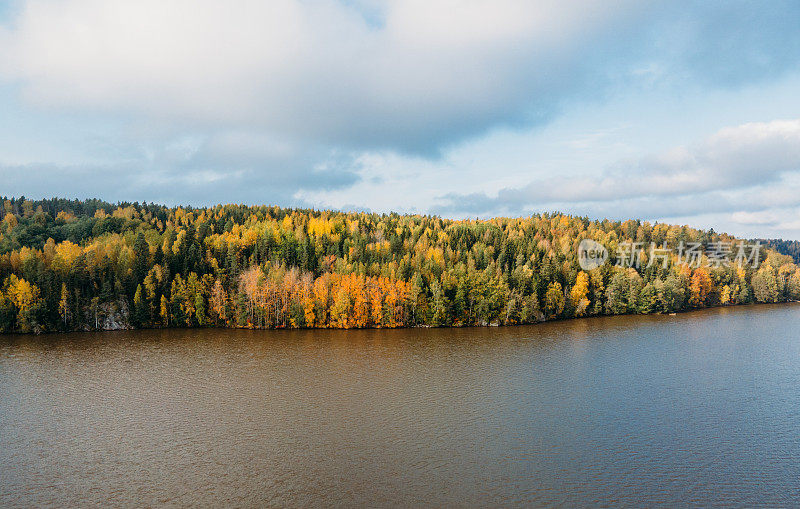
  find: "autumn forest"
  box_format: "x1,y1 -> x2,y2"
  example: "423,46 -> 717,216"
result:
1,196 -> 799,334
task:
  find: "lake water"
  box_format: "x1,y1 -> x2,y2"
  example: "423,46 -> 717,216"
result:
2,304 -> 800,507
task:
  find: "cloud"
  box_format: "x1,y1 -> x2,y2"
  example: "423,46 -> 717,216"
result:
2,0 -> 799,156
435,119 -> 800,218
0,0 -> 638,154
0,134 -> 358,206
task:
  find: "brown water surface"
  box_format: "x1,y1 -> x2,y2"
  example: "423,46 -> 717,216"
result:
2,304 -> 800,507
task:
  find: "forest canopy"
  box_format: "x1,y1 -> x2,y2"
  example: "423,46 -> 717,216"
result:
1,196 -> 799,334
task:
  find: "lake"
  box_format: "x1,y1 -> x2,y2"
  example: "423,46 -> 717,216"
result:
2,304 -> 800,507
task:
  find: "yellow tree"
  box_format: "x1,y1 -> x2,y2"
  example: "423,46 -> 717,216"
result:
312,275 -> 331,327
210,279 -> 228,325
331,285 -> 351,328
570,271 -> 590,317
790,269 -> 800,301
4,275 -> 41,332
351,275 -> 369,328
298,273 -> 315,327
160,295 -> 170,327
544,282 -> 565,319
59,283 -> 70,328
720,284 -> 732,305
239,266 -> 262,327
369,279 -> 383,327
689,267 -> 713,307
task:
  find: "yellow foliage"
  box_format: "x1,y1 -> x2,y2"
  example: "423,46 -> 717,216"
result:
570,271 -> 590,316
53,241 -> 84,274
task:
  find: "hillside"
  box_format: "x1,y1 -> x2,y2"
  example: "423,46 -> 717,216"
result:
1,196 -> 799,333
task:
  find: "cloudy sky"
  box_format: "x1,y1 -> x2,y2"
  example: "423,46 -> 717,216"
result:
1,1 -> 800,239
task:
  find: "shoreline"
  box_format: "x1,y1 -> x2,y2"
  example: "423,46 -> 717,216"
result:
4,300 -> 798,337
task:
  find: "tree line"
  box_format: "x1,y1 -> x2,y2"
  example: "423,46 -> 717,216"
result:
1,196 -> 799,333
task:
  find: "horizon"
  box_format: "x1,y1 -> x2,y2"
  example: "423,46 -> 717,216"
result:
6,195 -> 800,247
3,193 -> 795,242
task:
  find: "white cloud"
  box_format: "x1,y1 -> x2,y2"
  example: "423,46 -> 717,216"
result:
731,210 -> 783,226
437,119 -> 800,214
0,0 -> 640,152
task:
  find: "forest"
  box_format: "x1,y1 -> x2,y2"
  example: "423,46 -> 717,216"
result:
1,196 -> 799,334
